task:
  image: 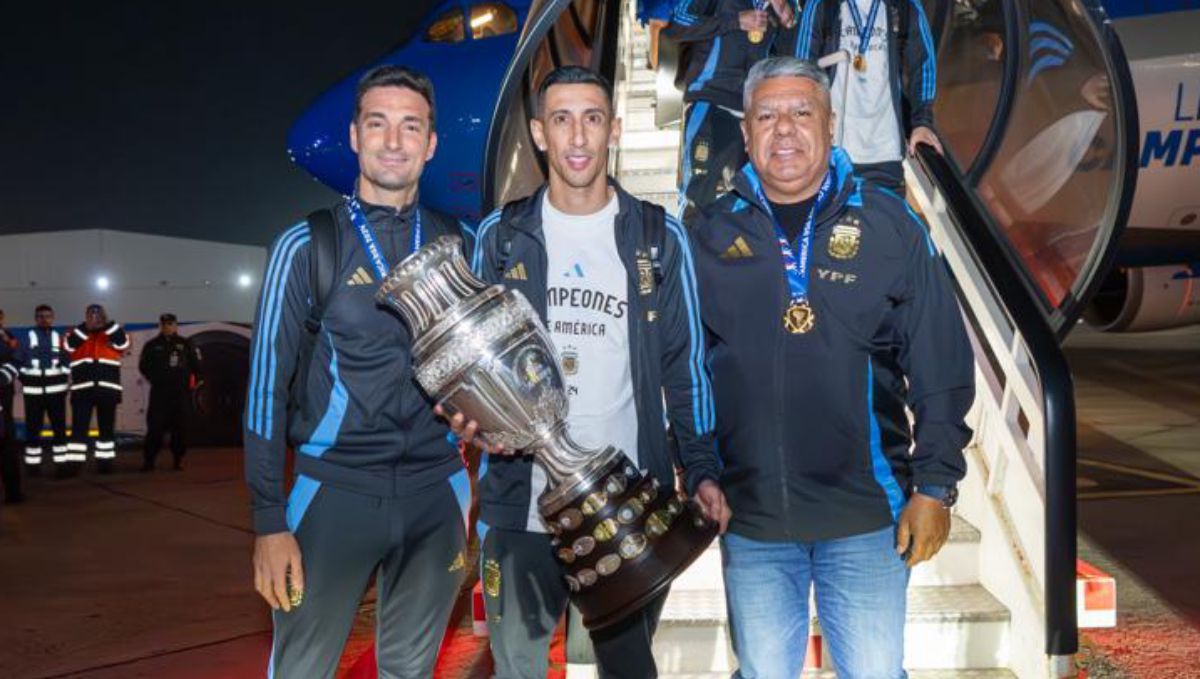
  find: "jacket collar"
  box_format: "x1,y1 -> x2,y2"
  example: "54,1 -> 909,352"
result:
356,196 -> 420,227
731,147 -> 862,225
505,177 -> 640,237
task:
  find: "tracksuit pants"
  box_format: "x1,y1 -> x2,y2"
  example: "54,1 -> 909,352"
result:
483,527 -> 669,679
70,389 -> 119,463
23,393 -> 68,467
678,101 -> 747,225
267,477 -> 466,679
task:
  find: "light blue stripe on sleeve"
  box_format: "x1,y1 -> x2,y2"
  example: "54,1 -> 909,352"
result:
867,359 -> 906,520
796,0 -> 823,59
261,230 -> 312,438
666,215 -> 715,434
472,208 -> 504,275
688,37 -> 722,93
248,222 -> 307,436
909,0 -> 937,102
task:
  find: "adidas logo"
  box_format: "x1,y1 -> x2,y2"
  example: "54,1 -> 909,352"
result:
720,236 -> 754,259
504,262 -> 528,281
346,266 -> 374,286
564,263 -> 585,278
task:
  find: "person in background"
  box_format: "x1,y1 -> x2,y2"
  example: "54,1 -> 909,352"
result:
16,305 -> 71,478
0,310 -> 21,503
794,0 -> 942,191
666,0 -> 797,222
138,313 -> 201,471
63,304 -> 130,475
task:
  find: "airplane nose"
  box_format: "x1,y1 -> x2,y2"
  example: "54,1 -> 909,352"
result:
287,77 -> 360,196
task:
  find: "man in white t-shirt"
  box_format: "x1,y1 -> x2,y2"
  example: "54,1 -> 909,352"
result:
456,66 -> 727,679
795,0 -> 943,191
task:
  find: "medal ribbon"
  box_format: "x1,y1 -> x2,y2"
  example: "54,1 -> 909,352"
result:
346,196 -> 423,280
846,0 -> 884,64
755,170 -> 834,306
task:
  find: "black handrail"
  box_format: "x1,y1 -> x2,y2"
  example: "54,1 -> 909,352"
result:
913,143 -> 1078,659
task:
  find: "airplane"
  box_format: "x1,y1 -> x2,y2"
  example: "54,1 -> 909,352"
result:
287,0 -> 1200,333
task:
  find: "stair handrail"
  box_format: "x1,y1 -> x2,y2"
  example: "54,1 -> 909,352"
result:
912,143 -> 1078,662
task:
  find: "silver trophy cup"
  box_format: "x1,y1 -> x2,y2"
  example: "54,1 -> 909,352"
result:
376,236 -> 716,629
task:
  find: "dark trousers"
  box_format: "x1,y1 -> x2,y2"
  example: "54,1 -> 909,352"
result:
70,390 -> 118,462
144,389 -> 189,466
854,161 -> 906,194
483,527 -> 668,679
269,478 -> 466,679
0,385 -> 20,501
678,101 -> 747,226
23,392 -> 67,466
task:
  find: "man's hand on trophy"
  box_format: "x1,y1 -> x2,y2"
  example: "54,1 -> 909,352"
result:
694,479 -> 731,535
434,404 -> 512,455
253,532 -> 304,612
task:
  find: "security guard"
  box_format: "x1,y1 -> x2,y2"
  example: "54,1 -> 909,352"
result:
17,305 -> 71,476
63,304 -> 130,474
690,57 -> 974,677
138,313 -> 201,471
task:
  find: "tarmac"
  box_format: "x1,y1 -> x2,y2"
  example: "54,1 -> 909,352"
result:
0,325 -> 1196,678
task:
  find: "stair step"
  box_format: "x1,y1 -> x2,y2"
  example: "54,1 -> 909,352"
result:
619,167 -> 678,195
633,191 -> 678,212
654,585 -> 1009,671
618,148 -> 680,173
620,129 -> 679,151
622,107 -> 657,130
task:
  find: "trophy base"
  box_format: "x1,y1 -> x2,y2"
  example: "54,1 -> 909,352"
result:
540,453 -> 718,631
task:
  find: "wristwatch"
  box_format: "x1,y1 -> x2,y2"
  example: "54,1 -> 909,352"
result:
915,484 -> 958,509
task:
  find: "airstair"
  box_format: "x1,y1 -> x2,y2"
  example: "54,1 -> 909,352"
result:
481,1 -> 1136,676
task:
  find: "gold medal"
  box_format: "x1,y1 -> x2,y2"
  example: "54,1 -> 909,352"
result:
783,302 -> 816,334
853,54 -> 867,73
749,30 -> 764,44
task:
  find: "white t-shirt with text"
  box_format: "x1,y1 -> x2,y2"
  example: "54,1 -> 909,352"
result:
525,193 -> 640,532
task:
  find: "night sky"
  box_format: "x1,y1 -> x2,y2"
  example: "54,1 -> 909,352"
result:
1,1 -> 439,246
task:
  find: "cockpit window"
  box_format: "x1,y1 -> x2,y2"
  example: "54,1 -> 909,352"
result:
469,2 -> 518,40
425,7 -> 466,43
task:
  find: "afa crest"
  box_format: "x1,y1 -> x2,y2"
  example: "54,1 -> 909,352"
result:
828,222 -> 862,260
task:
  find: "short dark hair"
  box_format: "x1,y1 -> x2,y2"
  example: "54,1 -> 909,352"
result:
536,66 -> 613,118
355,65 -> 437,131
35,304 -> 53,315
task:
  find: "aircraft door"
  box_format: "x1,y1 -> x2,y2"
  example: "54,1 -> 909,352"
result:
922,0 -> 1138,336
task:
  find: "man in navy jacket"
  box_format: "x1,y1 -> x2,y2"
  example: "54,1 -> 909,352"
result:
690,56 -> 973,677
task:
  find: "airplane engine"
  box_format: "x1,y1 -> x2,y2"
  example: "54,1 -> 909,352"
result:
1083,264 -> 1200,332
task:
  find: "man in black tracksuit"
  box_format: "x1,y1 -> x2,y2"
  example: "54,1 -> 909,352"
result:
245,66 -> 472,678
139,313 -> 201,471
464,67 -> 725,679
666,0 -> 797,222
690,57 -> 973,676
